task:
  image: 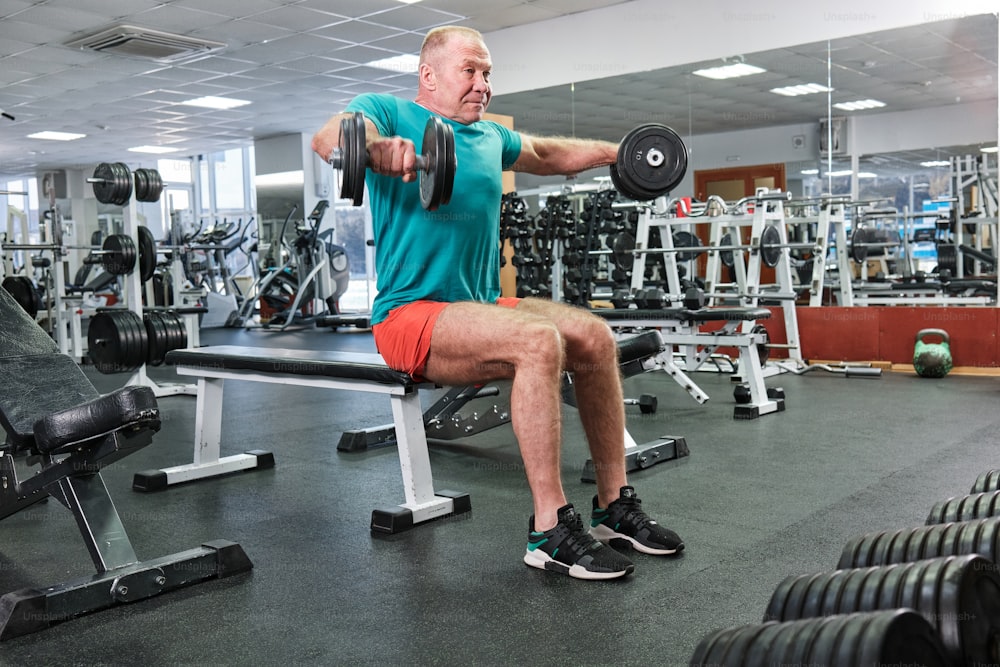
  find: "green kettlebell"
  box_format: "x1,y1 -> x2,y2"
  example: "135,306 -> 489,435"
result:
913,328 -> 953,378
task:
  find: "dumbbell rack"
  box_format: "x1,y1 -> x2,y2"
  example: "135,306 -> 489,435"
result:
116,189 -> 196,398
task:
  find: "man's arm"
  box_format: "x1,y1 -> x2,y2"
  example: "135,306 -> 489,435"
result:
311,113 -> 422,182
511,134 -> 618,177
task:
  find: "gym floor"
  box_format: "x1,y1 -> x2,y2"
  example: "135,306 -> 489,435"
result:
0,324 -> 998,666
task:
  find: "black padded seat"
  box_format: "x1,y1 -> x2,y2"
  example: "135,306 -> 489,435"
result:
165,345 -> 415,388
617,330 -> 661,364
33,386 -> 160,455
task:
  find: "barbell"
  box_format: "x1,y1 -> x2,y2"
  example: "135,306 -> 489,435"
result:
79,227 -> 157,279
87,163 -> 164,205
617,225 -> 819,269
329,113 -> 689,210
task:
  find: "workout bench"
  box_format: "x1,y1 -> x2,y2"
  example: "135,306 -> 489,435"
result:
137,331 -> 687,533
596,306 -> 784,419
0,288 -> 250,640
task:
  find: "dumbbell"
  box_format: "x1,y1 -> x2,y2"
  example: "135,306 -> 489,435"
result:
609,285 -> 707,311
624,394 -> 657,414
733,385 -> 785,404
329,112 -> 456,211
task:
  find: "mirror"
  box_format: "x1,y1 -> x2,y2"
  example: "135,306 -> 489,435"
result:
491,13 -> 998,200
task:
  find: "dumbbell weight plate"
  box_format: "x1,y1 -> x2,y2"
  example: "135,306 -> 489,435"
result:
419,115 -> 456,211
719,233 -> 735,267
760,225 -> 783,268
671,230 -> 702,262
102,234 -> 137,275
134,168 -> 164,203
88,310 -> 147,373
1,276 -> 40,318
137,225 -> 157,283
338,112 -> 367,206
611,123 -> 688,202
92,162 -> 134,206
851,227 -> 874,263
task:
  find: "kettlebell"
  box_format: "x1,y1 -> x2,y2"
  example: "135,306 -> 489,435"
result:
913,328 -> 953,378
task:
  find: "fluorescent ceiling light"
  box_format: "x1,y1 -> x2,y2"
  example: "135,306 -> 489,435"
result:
825,169 -> 877,178
181,95 -> 250,109
981,146 -> 999,153
128,145 -> 178,154
771,83 -> 831,96
27,131 -> 86,141
255,170 -> 303,187
833,99 -> 886,111
920,160 -> 951,167
800,169 -> 819,175
396,0 -> 422,4
692,63 -> 766,80
365,54 -> 419,73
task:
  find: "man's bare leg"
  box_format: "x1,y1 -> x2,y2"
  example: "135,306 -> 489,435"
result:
422,301 -> 569,530
510,299 -> 628,508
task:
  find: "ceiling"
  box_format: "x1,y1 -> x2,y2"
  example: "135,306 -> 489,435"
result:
0,1 -> 996,182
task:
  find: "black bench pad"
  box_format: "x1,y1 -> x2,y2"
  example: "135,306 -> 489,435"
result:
165,345 -> 415,388
618,331 -> 661,364
0,355 -> 101,449
595,308 -> 771,323
33,386 -> 160,454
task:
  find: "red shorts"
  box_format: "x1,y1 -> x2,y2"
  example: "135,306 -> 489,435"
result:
373,298 -> 521,382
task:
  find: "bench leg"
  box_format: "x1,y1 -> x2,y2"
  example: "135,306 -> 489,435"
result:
370,391 -> 470,534
733,344 -> 785,420
580,428 -> 690,482
133,376 -> 274,491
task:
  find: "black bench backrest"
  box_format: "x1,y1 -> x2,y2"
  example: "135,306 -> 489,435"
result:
0,286 -> 59,358
0,287 -> 100,449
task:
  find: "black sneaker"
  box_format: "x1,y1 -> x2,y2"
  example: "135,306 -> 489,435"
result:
590,486 -> 684,556
524,504 -> 635,580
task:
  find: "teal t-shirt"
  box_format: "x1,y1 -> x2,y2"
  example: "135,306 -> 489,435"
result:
344,93 -> 522,325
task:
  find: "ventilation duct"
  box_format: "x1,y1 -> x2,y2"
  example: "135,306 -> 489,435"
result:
65,25 -> 226,62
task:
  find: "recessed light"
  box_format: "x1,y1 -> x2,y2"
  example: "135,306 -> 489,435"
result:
833,99 -> 886,111
180,96 -> 251,110
27,131 -> 86,141
920,160 -> 951,167
128,145 -> 179,154
396,0 -> 422,4
692,63 -> 766,80
365,54 -> 419,73
800,169 -> 819,175
770,83 -> 832,96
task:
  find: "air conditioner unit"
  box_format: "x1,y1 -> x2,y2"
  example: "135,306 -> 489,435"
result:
65,25 -> 225,62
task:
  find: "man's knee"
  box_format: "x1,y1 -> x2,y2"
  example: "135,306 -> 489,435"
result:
570,316 -> 617,366
520,320 -> 564,366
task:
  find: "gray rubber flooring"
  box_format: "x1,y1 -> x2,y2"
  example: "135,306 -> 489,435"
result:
0,324 -> 998,666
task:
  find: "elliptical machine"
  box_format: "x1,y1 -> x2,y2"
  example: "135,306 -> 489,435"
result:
232,200 -> 367,330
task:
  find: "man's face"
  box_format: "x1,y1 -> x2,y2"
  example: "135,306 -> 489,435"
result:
423,36 -> 492,124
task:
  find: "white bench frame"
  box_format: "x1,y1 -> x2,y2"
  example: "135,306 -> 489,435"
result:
135,352 -> 469,533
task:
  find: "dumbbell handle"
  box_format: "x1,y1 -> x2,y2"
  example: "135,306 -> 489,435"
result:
329,147 -> 427,171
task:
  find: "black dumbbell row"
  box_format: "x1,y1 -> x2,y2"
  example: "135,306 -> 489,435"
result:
689,467 -> 1000,665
